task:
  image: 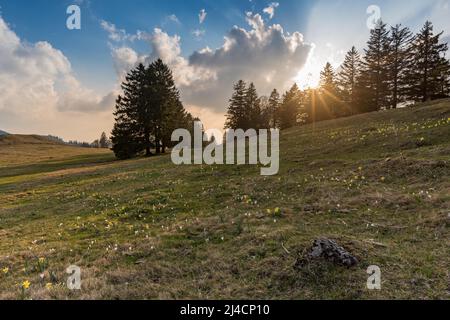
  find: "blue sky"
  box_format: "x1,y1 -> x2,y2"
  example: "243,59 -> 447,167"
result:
0,0 -> 449,140
0,0 -> 314,92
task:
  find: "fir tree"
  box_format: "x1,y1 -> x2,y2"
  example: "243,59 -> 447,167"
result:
225,80 -> 248,130
337,46 -> 362,115
359,20 -> 391,111
406,21 -> 450,102
111,60 -> 193,159
245,82 -> 262,130
279,84 -> 302,129
319,62 -> 343,118
267,89 -> 281,128
111,64 -> 146,159
388,24 -> 413,108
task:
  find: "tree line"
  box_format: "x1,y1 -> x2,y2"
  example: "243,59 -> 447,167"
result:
111,59 -> 197,159
225,20 -> 450,130
47,132 -> 110,149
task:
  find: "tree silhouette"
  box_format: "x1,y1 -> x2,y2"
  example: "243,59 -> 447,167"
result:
225,80 -> 248,130
406,21 -> 450,102
279,84 -> 303,129
337,46 -> 362,115
111,60 -> 194,159
388,24 -> 413,108
359,20 -> 391,111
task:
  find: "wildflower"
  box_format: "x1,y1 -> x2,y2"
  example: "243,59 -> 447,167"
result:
274,207 -> 281,214
38,257 -> 45,264
2,267 -> 9,274
266,209 -> 272,214
380,176 -> 386,182
45,283 -> 53,290
22,280 -> 31,290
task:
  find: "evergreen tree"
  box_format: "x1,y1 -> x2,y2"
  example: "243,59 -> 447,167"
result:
337,46 -> 362,115
318,62 -> 343,118
359,20 -> 391,111
388,24 -> 413,108
245,82 -> 262,130
278,84 -> 302,129
99,132 -> 109,148
267,89 -> 281,128
406,21 -> 450,102
319,62 -> 337,93
437,56 -> 450,97
111,65 -> 146,159
149,59 -> 184,154
111,60 -> 193,159
225,80 -> 248,130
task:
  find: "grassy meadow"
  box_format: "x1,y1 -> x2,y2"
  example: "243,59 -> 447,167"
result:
0,100 -> 449,299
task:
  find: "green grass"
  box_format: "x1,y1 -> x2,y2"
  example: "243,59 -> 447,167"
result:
0,100 -> 449,300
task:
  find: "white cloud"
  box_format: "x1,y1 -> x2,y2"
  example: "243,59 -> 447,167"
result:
192,29 -> 206,39
199,9 -> 207,24
166,14 -> 181,25
109,12 -> 313,121
263,2 -> 279,19
186,12 -> 313,111
111,46 -> 143,78
100,20 -> 150,43
100,20 -> 128,42
0,16 -> 115,140
110,28 -> 215,87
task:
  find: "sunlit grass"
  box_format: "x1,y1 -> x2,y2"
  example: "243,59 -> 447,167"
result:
0,99 -> 449,299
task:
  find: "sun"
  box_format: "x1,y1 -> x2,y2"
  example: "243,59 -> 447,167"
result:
294,62 -> 321,90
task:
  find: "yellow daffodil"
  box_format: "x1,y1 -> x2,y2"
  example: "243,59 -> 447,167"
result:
45,283 -> 53,290
38,257 -> 45,264
274,207 -> 281,214
22,280 -> 31,290
2,267 -> 9,274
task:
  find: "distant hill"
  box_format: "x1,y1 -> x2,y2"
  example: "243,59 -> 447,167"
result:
0,134 -> 63,146
0,130 -> 8,136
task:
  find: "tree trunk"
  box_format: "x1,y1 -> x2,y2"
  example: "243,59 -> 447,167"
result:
145,131 -> 152,157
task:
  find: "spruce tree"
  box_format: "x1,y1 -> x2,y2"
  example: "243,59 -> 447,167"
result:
225,80 -> 247,130
99,132 -> 109,148
319,62 -> 343,118
245,82 -> 262,130
111,65 -> 146,159
437,57 -> 450,97
278,84 -> 302,129
267,89 -> 280,128
337,46 -> 362,115
406,21 -> 450,102
149,59 -> 183,154
359,20 -> 391,111
111,60 -> 193,159
388,24 -> 413,108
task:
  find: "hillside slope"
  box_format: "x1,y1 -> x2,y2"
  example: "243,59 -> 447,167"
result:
0,100 -> 449,300
0,134 -> 113,172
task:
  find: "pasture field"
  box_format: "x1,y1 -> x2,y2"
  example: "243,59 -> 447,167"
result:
0,100 -> 449,299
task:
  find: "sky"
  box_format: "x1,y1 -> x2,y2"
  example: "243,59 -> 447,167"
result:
0,0 -> 449,141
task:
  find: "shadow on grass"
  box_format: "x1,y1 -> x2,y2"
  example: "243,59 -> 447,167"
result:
0,153 -> 117,179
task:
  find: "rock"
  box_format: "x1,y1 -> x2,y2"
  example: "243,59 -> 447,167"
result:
295,238 -> 358,269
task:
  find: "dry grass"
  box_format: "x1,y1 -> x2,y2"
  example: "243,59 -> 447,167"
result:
0,100 -> 449,300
